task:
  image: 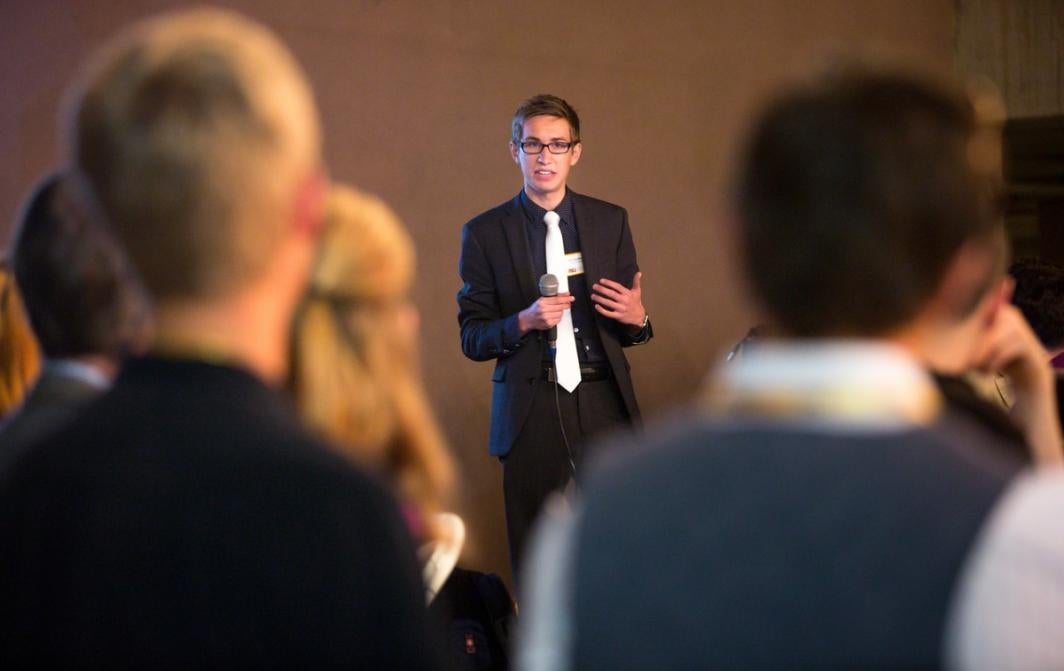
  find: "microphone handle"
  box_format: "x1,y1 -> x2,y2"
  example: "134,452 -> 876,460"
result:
538,273 -> 560,354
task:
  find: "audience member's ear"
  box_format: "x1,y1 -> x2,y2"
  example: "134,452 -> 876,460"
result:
934,237 -> 1001,321
292,169 -> 328,238
979,276 -> 1014,331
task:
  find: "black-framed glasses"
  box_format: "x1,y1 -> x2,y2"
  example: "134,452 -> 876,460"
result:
518,139 -> 576,155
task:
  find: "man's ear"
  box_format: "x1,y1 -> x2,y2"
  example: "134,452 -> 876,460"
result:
980,275 -> 1014,329
933,237 -> 1002,321
569,140 -> 582,166
509,140 -> 520,164
292,169 -> 328,238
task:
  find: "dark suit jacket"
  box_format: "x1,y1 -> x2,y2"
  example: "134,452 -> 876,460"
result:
0,356 -> 443,669
458,190 -> 651,457
0,367 -> 101,475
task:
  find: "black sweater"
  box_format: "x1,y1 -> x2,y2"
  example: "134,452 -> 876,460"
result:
0,356 -> 443,669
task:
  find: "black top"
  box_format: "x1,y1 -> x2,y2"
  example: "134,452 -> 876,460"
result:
933,372 -> 1030,462
0,368 -> 101,476
520,189 -> 608,364
0,355 -> 443,669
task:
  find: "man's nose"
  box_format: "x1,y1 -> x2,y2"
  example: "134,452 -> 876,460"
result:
537,150 -> 550,163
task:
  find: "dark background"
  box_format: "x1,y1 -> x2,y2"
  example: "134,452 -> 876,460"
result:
5,0 -> 1054,588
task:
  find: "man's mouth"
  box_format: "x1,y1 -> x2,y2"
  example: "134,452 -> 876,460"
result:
534,169 -> 554,177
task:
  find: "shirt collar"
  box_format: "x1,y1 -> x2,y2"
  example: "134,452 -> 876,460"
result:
520,188 -> 574,227
702,340 -> 942,430
44,358 -> 111,391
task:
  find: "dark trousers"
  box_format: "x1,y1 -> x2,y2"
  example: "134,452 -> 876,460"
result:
501,374 -> 629,584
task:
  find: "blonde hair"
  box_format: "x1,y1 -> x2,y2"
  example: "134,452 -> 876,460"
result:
0,263 -> 41,417
72,8 -> 321,301
290,186 -> 454,538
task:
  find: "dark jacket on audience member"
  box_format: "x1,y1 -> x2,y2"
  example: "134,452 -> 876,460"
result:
933,372 -> 1031,462
0,356 -> 443,669
0,367 -> 101,475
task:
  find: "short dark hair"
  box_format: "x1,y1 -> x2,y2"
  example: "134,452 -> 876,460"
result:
511,94 -> 581,143
736,67 -> 1004,337
11,173 -> 151,359
1010,258 -> 1064,350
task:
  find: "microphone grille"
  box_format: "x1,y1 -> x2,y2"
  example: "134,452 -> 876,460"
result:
539,273 -> 559,296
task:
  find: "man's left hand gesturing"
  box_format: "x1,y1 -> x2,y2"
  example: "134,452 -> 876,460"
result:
591,271 -> 646,328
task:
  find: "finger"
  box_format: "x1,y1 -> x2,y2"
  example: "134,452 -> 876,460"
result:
542,295 -> 575,307
973,334 -> 1007,371
594,304 -> 623,319
536,314 -> 564,329
597,277 -> 629,292
632,272 -> 642,291
590,294 -> 626,311
592,283 -> 626,301
984,342 -> 1018,372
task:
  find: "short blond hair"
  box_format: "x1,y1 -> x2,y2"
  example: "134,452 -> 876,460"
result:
72,8 -> 321,300
290,186 -> 454,537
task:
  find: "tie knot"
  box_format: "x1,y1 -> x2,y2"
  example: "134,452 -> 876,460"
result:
543,211 -> 561,228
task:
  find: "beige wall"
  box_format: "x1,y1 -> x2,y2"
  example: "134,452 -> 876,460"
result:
0,0 -> 955,586
956,0 -> 1064,118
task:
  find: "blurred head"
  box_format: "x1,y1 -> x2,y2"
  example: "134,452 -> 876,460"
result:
735,65 -> 1005,340
0,262 -> 41,417
11,173 -> 151,361
71,8 -> 323,303
289,186 -> 454,535
1009,259 -> 1064,354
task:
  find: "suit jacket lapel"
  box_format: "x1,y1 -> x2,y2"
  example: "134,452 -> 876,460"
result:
571,190 -> 604,294
501,192 -> 538,304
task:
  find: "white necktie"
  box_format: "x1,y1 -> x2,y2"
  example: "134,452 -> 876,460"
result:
544,210 -> 581,392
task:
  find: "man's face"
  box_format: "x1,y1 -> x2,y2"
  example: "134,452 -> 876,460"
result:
510,115 -> 582,203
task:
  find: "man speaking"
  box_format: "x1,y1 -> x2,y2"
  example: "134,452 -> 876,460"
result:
457,94 -> 652,577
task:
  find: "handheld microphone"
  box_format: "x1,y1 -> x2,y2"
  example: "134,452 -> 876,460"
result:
538,273 -> 559,351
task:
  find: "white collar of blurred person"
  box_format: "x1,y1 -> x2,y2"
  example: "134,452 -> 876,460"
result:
44,357 -> 112,390
702,341 -> 942,431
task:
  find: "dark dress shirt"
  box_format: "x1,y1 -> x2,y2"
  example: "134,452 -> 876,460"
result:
520,189 -> 607,364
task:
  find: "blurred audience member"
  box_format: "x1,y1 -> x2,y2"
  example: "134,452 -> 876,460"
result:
289,184 -> 458,586
0,261 -> 39,418
956,289 -> 1063,464
0,173 -> 151,466
960,260 -> 1064,456
1010,258 -> 1064,357
930,308 -> 1034,463
0,9 -> 441,668
726,315 -> 1051,465
519,66 -> 1064,670
723,324 -> 767,363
